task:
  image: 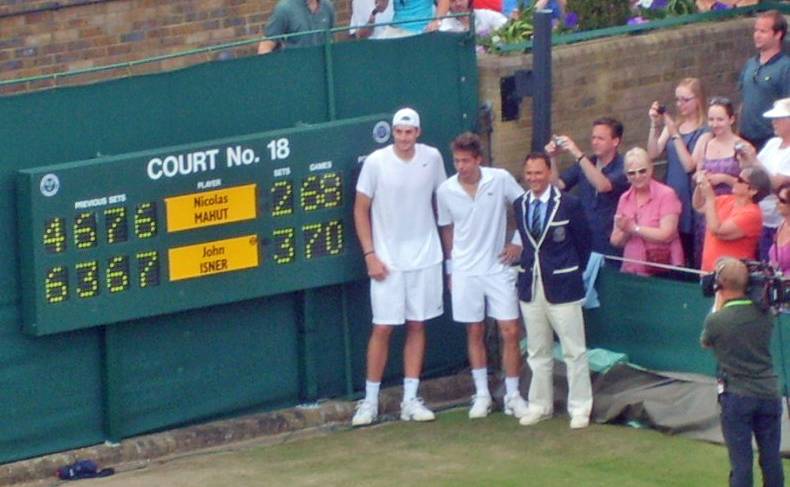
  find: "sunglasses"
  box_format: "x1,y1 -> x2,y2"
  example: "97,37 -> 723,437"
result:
626,168 -> 649,177
709,96 -> 734,109
675,95 -> 695,103
736,175 -> 751,187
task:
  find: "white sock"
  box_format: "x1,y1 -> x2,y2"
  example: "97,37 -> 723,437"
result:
365,380 -> 380,404
471,368 -> 490,397
403,377 -> 420,402
505,376 -> 520,397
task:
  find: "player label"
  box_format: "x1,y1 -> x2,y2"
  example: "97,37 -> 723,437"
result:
165,184 -> 257,232
168,235 -> 259,281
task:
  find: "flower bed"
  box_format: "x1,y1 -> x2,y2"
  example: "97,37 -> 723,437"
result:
478,0 -> 763,53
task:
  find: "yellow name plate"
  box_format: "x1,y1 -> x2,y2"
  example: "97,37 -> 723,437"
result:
165,184 -> 257,233
168,235 -> 259,281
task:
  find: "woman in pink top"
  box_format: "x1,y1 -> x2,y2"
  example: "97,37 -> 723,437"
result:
769,183 -> 790,276
610,147 -> 684,276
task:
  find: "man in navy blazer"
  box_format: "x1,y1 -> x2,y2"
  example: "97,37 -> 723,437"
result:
514,152 -> 594,429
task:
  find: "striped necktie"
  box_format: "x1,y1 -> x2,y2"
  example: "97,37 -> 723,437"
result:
531,199 -> 542,240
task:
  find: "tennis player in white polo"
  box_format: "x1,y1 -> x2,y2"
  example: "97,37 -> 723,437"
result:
352,108 -> 447,426
437,132 -> 529,419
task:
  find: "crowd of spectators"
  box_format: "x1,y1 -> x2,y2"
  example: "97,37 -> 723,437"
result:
610,10 -> 787,279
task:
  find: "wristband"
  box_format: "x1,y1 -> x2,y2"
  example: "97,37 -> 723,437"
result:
363,250 -> 375,257
444,259 -> 452,275
575,154 -> 585,164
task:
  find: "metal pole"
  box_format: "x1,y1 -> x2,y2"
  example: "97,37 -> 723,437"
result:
531,9 -> 552,152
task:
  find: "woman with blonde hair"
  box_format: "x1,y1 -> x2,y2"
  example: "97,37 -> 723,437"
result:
648,77 -> 707,267
611,147 -> 684,277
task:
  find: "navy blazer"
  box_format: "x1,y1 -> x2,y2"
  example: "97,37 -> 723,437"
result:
514,185 -> 592,304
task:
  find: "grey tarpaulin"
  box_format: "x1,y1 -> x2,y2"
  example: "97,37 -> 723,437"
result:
590,364 -> 790,454
491,353 -> 790,454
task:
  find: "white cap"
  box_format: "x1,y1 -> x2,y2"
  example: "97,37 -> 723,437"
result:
392,108 -> 420,128
763,97 -> 790,119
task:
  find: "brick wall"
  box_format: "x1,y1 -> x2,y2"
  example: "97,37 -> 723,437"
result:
478,17 -> 760,177
0,0 -> 353,93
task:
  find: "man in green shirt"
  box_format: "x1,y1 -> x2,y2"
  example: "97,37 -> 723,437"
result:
258,0 -> 334,54
700,257 -> 783,487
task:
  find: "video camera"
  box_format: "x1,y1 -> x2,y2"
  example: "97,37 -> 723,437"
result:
701,260 -> 790,311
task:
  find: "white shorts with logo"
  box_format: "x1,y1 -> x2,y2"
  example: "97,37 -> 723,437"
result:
370,263 -> 443,325
451,268 -> 518,323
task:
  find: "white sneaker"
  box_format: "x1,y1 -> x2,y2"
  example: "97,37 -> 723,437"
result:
570,416 -> 590,429
468,394 -> 492,419
351,400 -> 378,426
400,397 -> 436,422
503,392 -> 529,419
518,410 -> 553,426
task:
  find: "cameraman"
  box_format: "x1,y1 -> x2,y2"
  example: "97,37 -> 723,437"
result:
700,257 -> 783,487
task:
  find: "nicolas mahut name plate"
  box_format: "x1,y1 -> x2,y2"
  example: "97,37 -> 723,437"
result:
166,184 -> 259,281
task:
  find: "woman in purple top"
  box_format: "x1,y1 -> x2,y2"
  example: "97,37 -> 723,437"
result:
769,183 -> 790,276
611,148 -> 684,277
648,77 -> 707,268
690,97 -> 754,267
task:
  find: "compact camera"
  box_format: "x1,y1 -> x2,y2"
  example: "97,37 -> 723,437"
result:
701,260 -> 790,310
656,104 -> 666,115
552,135 -> 563,148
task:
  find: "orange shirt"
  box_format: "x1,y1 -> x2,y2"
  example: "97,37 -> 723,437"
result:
701,195 -> 763,272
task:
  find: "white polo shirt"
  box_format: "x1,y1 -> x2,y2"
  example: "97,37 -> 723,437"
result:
437,166 -> 524,276
356,143 -> 447,271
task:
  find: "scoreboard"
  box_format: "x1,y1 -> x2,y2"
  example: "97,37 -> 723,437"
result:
17,114 -> 394,336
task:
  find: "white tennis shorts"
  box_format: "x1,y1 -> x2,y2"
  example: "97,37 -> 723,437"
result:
451,268 -> 518,323
370,263 -> 443,325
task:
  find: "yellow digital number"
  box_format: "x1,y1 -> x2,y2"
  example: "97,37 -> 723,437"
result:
73,212 -> 98,249
300,175 -> 322,212
75,261 -> 99,298
104,207 -> 128,244
302,223 -> 321,259
106,256 -> 130,293
43,218 -> 66,254
136,251 -> 160,288
320,172 -> 342,209
45,266 -> 68,303
273,228 -> 296,264
324,220 -> 344,255
271,180 -> 294,216
134,202 -> 157,239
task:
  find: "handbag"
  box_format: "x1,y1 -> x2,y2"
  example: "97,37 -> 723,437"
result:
644,246 -> 671,274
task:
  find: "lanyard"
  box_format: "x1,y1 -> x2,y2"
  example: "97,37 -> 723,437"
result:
722,299 -> 752,308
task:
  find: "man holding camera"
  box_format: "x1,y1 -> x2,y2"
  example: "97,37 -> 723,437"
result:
546,117 -> 629,258
700,257 -> 783,487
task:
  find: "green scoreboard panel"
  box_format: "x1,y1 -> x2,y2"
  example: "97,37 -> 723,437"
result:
17,114 -> 394,336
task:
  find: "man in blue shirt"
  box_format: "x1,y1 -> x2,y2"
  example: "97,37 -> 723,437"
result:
738,10 -> 790,151
547,117 -> 629,258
